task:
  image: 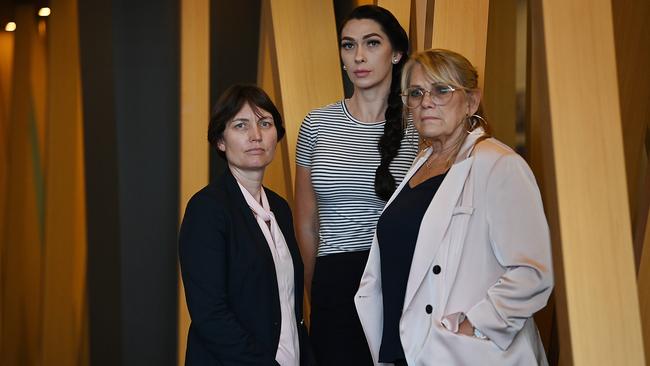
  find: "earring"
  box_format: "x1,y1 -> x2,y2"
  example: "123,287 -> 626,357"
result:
392,58 -> 399,64
343,65 -> 347,70
472,114 -> 487,126
465,114 -> 487,133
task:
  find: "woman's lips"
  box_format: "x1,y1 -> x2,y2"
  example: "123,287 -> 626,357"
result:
353,69 -> 370,77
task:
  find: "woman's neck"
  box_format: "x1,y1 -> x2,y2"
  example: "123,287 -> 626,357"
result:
346,80 -> 392,123
230,165 -> 264,203
425,126 -> 467,167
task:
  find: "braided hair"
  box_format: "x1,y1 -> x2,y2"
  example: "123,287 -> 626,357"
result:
341,5 -> 410,201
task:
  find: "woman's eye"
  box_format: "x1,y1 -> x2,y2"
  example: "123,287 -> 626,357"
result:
435,85 -> 453,95
367,39 -> 380,47
341,42 -> 354,50
259,119 -> 273,128
233,122 -> 246,129
409,88 -> 425,97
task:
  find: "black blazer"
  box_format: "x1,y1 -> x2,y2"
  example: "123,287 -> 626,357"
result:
179,169 -> 314,365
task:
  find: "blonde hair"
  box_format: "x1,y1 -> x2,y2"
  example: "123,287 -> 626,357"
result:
401,49 -> 490,164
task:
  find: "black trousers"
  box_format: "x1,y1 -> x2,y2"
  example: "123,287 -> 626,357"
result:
310,250 -> 374,366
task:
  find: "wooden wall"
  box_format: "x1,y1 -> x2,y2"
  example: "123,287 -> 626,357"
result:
2,0 -> 648,364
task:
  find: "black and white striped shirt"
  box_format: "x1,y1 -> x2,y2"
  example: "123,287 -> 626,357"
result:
296,100 -> 419,256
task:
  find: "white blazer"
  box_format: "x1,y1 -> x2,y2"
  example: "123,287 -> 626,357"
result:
355,130 -> 553,366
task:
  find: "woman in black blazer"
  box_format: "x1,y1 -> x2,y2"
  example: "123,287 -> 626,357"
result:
179,85 -> 314,366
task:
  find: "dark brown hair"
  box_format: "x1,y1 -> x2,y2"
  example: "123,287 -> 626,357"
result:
208,84 -> 285,158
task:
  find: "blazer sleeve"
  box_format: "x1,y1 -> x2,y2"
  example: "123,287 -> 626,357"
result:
465,153 -> 554,351
179,192 -> 280,365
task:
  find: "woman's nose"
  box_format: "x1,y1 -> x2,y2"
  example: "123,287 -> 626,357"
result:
354,48 -> 365,63
420,91 -> 436,109
249,125 -> 262,141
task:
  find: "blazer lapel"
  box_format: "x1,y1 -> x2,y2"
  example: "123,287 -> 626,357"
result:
402,130 -> 485,311
384,150 -> 431,208
223,170 -> 278,277
402,157 -> 473,311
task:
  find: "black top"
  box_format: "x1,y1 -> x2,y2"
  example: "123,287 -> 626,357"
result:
376,172 -> 447,363
178,168 -> 315,366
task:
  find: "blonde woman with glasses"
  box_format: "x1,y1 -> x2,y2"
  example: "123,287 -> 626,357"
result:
355,49 -> 554,365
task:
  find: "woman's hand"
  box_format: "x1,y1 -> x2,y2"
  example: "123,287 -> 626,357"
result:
458,318 -> 474,336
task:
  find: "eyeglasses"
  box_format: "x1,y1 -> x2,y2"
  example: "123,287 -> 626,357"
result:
401,84 -> 465,109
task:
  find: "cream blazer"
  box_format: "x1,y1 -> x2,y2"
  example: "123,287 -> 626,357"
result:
354,130 -> 554,365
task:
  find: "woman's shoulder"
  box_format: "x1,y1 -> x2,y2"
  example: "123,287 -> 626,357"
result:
184,172 -> 242,215
304,100 -> 345,120
185,183 -> 227,214
472,137 -> 534,177
473,137 -> 519,161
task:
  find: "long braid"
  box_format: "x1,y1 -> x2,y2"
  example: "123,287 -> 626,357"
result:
374,63 -> 405,201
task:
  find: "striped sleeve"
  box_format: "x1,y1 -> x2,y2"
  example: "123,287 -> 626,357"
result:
296,113 -> 314,168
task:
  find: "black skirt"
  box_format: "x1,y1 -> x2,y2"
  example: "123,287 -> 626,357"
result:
309,250 -> 374,366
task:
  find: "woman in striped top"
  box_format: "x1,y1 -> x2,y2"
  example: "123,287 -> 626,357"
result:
294,5 -> 418,365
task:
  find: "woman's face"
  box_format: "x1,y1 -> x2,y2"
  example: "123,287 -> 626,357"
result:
408,63 -> 479,144
340,18 -> 401,91
217,103 -> 278,173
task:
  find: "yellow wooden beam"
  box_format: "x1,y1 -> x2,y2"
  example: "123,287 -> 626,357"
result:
178,0 -> 210,364
258,0 -> 293,204
355,0 -> 375,7
483,0 -> 517,148
377,0 -> 411,34
430,0 -> 490,90
541,0 -> 645,363
527,2 -> 570,362
638,153 -> 650,362
411,0 -> 433,52
611,0 -> 650,235
267,0 -> 343,187
40,0 -> 88,364
1,5 -> 44,365
0,31 -> 14,353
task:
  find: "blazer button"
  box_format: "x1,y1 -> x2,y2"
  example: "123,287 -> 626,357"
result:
432,265 -> 441,274
425,305 -> 433,314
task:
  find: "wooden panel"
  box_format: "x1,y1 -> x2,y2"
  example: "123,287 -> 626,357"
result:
411,0 -> 433,52
31,19 -> 47,162
541,0 -> 645,364
377,0 -> 411,33
483,0 -> 517,148
267,0 -> 343,185
354,0 -> 375,6
527,2 -> 570,362
0,33 -> 13,109
638,153 -> 650,362
0,31 -> 14,350
1,5 -> 44,365
430,0 -> 490,90
41,0 -> 88,364
178,0 -> 210,364
611,0 -> 650,244
258,0 -> 292,203
634,145 -> 649,269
